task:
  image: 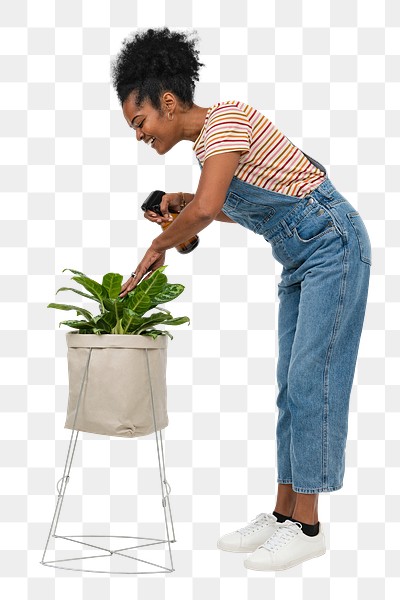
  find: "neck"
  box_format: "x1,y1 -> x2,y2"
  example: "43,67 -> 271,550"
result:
179,104 -> 210,142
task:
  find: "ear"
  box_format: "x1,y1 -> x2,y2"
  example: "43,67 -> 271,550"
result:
162,91 -> 177,113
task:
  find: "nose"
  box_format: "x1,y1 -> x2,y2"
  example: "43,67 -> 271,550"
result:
135,129 -> 144,141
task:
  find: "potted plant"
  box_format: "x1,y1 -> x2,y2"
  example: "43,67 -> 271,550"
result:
48,266 -> 190,438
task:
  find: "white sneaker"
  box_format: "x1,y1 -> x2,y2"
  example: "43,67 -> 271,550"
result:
244,520 -> 326,571
217,513 -> 280,553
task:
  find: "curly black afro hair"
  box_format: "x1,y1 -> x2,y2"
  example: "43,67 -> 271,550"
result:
111,27 -> 205,110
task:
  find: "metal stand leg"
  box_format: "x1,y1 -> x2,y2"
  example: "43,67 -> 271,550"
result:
145,349 -> 176,572
40,346 -> 176,575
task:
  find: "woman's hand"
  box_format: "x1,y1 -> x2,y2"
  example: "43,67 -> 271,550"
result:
144,192 -> 185,224
119,246 -> 166,298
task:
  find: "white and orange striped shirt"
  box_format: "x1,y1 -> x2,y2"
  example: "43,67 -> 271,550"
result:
192,100 -> 326,198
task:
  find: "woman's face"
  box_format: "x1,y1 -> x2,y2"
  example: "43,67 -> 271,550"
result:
122,92 -> 179,155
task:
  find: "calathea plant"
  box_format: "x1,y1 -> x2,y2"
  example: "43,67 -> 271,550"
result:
48,266 -> 190,339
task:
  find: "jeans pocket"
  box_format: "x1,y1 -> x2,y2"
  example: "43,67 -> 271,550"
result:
224,191 -> 275,234
293,206 -> 336,243
347,211 -> 372,265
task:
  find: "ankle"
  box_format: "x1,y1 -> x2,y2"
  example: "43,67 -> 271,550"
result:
274,505 -> 295,518
291,511 -> 319,525
273,510 -> 292,523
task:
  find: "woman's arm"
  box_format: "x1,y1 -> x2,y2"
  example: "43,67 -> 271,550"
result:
146,192 -> 234,223
176,195 -> 235,222
120,151 -> 242,295
214,210 -> 235,223
179,194 -> 235,222
151,151 -> 242,252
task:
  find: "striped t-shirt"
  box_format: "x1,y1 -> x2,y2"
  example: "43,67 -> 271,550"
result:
192,100 -> 326,198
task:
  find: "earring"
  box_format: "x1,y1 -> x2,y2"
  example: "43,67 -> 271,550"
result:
168,112 -> 174,121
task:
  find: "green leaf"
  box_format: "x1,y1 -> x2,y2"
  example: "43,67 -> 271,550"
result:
62,268 -> 87,277
130,312 -> 190,335
136,266 -> 168,299
102,273 -> 124,299
154,306 -> 171,315
130,311 -> 175,335
55,287 -> 96,301
121,308 -> 143,333
124,289 -> 152,316
113,298 -> 125,321
48,303 -> 94,322
152,283 -> 185,306
140,329 -> 159,340
94,311 -> 117,333
103,297 -> 116,311
162,316 -> 190,327
102,297 -> 127,320
141,329 -> 174,340
71,275 -> 107,303
59,319 -> 96,331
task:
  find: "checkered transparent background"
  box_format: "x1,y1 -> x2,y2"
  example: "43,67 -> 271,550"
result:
0,0 -> 399,598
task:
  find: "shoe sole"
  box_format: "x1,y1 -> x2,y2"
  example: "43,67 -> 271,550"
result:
244,548 -> 326,571
217,541 -> 261,553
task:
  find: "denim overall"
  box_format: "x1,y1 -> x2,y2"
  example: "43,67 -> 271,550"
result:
198,154 -> 371,493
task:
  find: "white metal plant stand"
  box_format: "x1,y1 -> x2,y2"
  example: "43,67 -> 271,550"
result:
40,348 -> 176,575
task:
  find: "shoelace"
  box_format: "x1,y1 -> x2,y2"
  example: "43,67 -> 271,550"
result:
237,513 -> 275,536
260,520 -> 301,552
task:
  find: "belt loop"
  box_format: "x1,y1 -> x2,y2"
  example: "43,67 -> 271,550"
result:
315,192 -> 327,207
281,219 -> 292,237
312,184 -> 331,206
320,177 -> 335,200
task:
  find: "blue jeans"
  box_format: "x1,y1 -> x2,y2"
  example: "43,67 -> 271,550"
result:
221,174 -> 371,493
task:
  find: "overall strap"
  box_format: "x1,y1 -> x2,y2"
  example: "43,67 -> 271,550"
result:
284,135 -> 327,175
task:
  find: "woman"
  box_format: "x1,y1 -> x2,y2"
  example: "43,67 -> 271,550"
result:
112,27 -> 371,571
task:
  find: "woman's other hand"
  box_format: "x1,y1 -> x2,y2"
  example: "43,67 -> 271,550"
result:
119,246 -> 166,297
144,192 -> 185,224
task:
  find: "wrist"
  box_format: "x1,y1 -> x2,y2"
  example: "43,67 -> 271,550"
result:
179,192 -> 194,210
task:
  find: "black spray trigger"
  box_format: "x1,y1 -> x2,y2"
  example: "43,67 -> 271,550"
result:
141,190 -> 166,216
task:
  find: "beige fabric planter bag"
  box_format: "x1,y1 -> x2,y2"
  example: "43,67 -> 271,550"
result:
65,333 -> 168,438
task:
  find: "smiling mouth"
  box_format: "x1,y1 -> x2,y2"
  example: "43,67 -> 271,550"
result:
145,137 -> 156,147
